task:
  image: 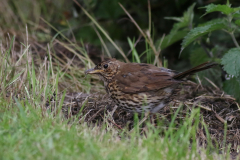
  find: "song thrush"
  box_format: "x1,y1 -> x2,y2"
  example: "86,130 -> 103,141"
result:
85,59 -> 216,113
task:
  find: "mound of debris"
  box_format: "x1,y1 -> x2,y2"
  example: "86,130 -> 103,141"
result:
48,80 -> 240,157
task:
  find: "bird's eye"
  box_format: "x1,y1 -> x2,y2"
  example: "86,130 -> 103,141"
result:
103,64 -> 108,69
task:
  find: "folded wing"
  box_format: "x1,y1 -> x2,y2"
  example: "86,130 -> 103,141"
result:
115,63 -> 179,93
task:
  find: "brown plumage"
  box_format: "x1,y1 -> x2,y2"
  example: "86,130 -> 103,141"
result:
85,59 -> 217,113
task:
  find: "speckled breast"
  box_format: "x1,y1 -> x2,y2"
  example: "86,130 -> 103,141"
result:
106,80 -> 174,113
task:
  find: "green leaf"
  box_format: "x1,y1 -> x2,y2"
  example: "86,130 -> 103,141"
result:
165,3 -> 196,23
158,31 -> 188,50
164,3 -> 196,47
235,19 -> 240,26
201,4 -> 240,16
197,18 -> 224,27
223,77 -> 240,102
181,19 -> 227,52
233,11 -> 240,18
221,48 -> 240,77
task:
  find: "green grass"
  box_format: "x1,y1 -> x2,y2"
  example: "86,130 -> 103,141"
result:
0,101 -> 223,160
0,36 -> 228,160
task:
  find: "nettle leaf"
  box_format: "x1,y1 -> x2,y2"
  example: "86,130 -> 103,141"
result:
235,19 -> 240,26
233,11 -> 240,18
165,3 -> 195,24
221,48 -> 240,77
181,19 -> 227,52
158,31 -> 188,50
223,77 -> 240,102
163,3 -> 195,48
197,18 -> 224,27
201,3 -> 240,16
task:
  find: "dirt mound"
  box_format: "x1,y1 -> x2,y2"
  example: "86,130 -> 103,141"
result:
52,81 -> 240,157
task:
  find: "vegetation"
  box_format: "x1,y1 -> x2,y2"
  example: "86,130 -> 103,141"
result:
0,0 -> 240,159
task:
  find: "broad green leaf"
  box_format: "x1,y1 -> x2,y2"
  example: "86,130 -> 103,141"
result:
165,3 -> 195,23
233,11 -> 240,18
223,77 -> 240,102
157,31 -> 188,50
161,3 -> 196,50
221,48 -> 240,77
201,3 -> 240,16
235,19 -> 240,26
181,19 -> 227,52
197,18 -> 224,27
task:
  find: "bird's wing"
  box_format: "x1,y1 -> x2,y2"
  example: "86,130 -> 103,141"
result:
114,63 -> 180,94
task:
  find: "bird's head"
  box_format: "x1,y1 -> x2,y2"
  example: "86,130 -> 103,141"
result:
85,58 -> 120,82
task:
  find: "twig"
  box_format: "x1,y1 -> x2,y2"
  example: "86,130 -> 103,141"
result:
204,77 -> 220,91
215,113 -> 226,124
211,105 -> 226,124
107,118 -> 123,130
196,75 -> 203,89
196,95 -> 235,101
184,102 -> 212,111
87,107 -> 105,122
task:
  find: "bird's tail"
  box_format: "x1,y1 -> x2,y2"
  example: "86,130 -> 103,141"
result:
173,62 -> 217,80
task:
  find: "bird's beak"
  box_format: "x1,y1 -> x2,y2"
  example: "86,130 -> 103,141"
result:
85,68 -> 103,74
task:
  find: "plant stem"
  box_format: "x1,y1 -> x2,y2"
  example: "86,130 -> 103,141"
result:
229,32 -> 240,48
226,14 -> 240,48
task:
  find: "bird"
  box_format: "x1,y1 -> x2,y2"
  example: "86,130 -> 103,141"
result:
85,58 -> 217,113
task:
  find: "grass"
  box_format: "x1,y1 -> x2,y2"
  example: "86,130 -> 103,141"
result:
0,1 -> 233,159
0,99 -> 223,160
0,36 -> 228,160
